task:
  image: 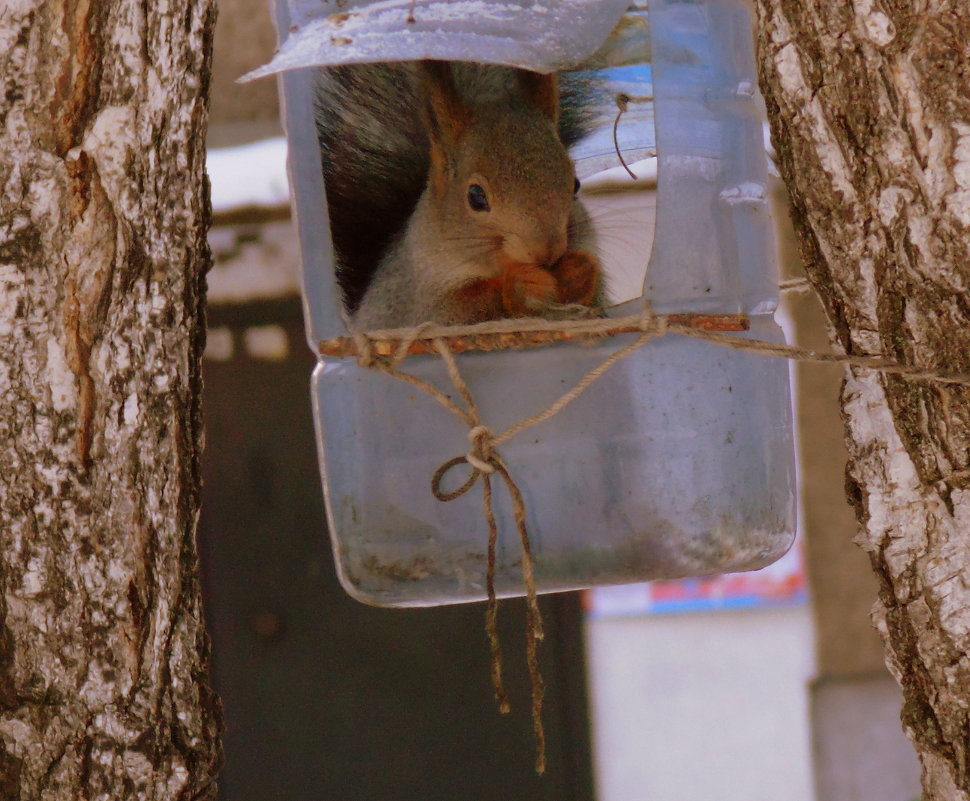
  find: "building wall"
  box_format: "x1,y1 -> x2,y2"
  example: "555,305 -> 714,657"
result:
210,0 -> 281,146
586,606 -> 816,801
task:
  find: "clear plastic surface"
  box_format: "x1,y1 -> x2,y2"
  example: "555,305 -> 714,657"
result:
273,0 -> 797,606
245,0 -> 632,81
313,319 -> 794,606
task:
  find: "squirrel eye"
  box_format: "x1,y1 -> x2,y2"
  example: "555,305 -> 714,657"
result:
573,177 -> 581,196
467,184 -> 490,212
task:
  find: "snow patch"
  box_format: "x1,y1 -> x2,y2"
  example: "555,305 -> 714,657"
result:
207,138 -> 291,212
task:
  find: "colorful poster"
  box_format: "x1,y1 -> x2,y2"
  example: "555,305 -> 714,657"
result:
585,544 -> 807,617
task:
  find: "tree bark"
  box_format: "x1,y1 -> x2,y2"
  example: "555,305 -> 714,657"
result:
0,2 -> 221,799
754,1 -> 970,798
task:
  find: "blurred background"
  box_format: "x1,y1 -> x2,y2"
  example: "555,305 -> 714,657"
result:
199,1 -> 921,798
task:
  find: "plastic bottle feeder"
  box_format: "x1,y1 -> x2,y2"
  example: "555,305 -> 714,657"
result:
248,0 -> 797,607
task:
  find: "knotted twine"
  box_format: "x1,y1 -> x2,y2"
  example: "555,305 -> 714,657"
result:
340,302 -> 970,775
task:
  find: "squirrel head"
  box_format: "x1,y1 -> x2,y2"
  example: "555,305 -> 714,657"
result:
416,61 -> 579,272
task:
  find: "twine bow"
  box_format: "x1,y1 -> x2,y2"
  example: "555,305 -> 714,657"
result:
338,299 -> 970,775
347,310 -> 672,773
428,368 -> 547,771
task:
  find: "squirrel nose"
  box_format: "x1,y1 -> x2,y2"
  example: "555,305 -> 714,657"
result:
505,231 -> 568,266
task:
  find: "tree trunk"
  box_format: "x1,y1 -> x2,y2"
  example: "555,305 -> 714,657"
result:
754,2 -> 970,798
0,2 -> 221,799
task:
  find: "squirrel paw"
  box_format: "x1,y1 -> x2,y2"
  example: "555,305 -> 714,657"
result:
552,251 -> 601,306
447,265 -> 556,322
447,256 -> 598,323
449,278 -> 505,323
501,263 -> 558,317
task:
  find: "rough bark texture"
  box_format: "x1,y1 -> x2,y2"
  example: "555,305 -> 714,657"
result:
754,1 -> 970,798
0,2 -> 221,799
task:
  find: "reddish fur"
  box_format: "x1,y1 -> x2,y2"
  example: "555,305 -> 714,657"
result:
446,276 -> 500,322
552,250 -> 600,305
449,252 -> 599,321
500,262 -> 558,316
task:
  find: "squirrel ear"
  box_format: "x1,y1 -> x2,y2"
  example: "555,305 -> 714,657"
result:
517,70 -> 560,126
417,60 -> 469,154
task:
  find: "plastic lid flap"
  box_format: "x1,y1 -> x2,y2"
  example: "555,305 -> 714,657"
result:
242,0 -> 631,81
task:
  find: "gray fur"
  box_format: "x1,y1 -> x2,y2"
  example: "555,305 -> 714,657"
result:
315,62 -> 601,323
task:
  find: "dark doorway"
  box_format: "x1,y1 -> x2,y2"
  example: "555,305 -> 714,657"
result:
199,297 -> 595,800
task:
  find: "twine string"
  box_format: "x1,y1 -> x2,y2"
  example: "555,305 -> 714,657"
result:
613,93 -> 638,180
611,91 -> 654,181
341,313 -> 970,387
480,470 -> 509,715
778,277 -> 813,294
346,297 -> 970,777
669,325 -> 970,385
384,311 -> 672,774
424,337 -> 552,773
494,309 -> 667,448
322,310 -> 749,358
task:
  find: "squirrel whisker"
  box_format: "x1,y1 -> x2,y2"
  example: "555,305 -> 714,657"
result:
317,61 -> 603,329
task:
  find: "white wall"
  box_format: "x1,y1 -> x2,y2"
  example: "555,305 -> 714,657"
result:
585,604 -> 816,801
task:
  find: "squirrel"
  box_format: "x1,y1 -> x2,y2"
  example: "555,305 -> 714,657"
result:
315,60 -> 604,329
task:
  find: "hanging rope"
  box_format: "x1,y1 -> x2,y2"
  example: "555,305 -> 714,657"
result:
339,297 -> 970,775
332,309 -> 970,387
